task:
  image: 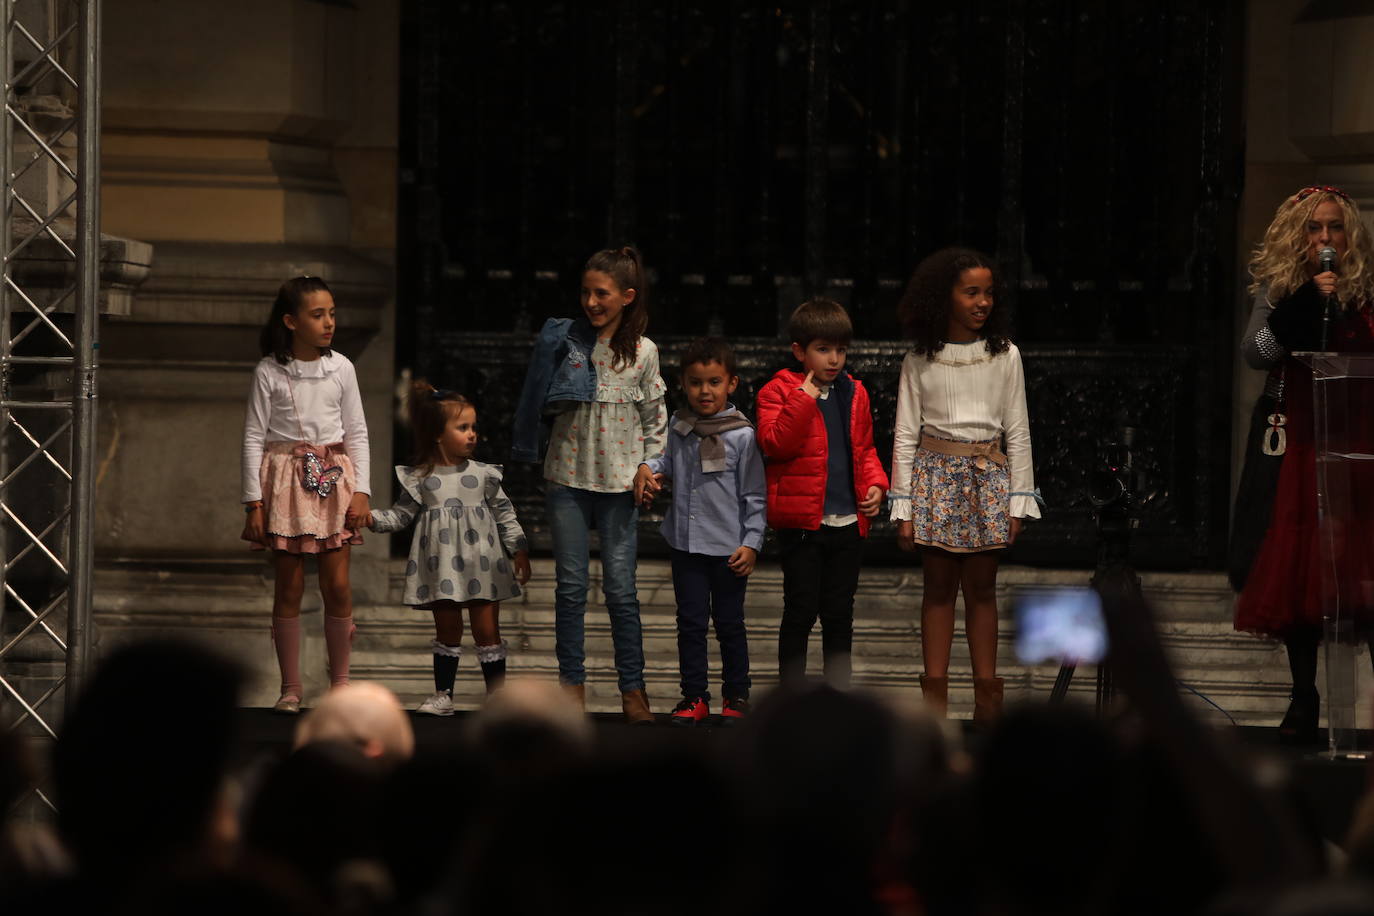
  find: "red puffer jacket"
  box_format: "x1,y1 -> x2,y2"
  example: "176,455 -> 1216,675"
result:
755,368 -> 889,536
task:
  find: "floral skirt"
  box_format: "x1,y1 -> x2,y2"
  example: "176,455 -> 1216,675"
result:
252,441 -> 363,554
909,436 -> 1010,553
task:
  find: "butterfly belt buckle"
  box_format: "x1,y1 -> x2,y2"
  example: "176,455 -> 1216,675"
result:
302,450 -> 344,498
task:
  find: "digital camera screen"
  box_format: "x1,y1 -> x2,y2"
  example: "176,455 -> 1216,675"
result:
1014,587 -> 1108,665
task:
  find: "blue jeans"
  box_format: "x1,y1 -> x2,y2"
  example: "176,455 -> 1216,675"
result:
671,549 -> 751,701
545,483 -> 646,692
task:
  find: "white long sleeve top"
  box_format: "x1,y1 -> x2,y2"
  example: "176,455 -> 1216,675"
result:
889,341 -> 1040,521
241,353 -> 372,502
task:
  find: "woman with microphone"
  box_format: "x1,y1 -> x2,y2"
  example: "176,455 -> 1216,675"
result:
1231,185 -> 1374,744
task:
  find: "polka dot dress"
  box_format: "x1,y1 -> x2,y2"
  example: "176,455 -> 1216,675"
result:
372,460 -> 527,609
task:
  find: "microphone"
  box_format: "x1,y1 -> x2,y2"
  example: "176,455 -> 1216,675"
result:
1320,246 -> 1338,275
1318,246 -> 1338,350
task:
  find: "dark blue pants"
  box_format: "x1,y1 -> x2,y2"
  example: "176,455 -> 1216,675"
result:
670,549 -> 751,701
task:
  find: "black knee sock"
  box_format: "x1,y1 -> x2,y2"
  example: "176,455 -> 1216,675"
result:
476,640 -> 508,693
432,642 -> 461,694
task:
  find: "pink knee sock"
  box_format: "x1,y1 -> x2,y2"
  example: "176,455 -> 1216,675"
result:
271,615 -> 303,700
324,614 -> 356,687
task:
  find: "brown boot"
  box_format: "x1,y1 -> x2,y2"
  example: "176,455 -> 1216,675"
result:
621,688 -> 655,726
562,682 -> 585,712
919,675 -> 949,718
973,677 -> 1004,724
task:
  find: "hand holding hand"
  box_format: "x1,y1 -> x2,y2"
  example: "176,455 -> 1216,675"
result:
513,550 -> 532,586
1315,270 -> 1338,296
347,492 -> 372,532
859,485 -> 883,518
633,464 -> 663,507
727,545 -> 758,577
896,519 -> 916,553
800,370 -> 821,399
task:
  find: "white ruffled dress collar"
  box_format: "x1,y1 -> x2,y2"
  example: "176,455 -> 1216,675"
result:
279,352 -> 341,379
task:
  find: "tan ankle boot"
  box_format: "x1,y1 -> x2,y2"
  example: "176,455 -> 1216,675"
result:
562,682 -> 585,712
919,675 -> 949,718
973,676 -> 1004,724
621,688 -> 654,725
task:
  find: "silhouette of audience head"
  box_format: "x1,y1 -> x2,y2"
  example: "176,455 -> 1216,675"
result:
972,702 -> 1127,916
243,740 -> 390,912
53,638 -> 243,888
734,682 -> 948,916
293,681 -> 414,765
466,677 -> 592,772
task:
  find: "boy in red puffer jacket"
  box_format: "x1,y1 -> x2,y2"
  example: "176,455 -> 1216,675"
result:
756,298 -> 889,687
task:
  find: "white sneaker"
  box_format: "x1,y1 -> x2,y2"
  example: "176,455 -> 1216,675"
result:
416,691 -> 456,716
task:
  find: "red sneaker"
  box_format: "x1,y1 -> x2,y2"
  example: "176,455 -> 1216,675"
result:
669,696 -> 710,727
719,697 -> 750,725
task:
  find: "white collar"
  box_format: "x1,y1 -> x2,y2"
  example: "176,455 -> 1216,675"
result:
279,352 -> 340,379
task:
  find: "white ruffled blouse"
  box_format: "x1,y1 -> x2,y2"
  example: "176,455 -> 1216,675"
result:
543,337 -> 668,493
241,352 -> 371,502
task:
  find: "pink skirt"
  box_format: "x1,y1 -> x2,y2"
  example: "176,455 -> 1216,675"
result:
252,441 -> 363,554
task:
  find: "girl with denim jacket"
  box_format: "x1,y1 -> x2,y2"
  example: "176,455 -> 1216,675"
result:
512,247 -> 668,723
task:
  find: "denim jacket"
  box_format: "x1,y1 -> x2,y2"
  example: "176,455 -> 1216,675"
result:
510,317 -> 599,462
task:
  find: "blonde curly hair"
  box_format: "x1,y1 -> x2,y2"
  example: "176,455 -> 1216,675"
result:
1249,188 -> 1374,304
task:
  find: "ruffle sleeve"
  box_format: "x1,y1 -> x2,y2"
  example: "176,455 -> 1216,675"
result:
394,465 -> 425,505
595,373 -> 667,403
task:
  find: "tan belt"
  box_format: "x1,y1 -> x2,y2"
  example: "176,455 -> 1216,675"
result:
919,435 -> 1007,467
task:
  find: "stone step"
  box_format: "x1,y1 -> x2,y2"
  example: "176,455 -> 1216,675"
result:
85,558 -> 1342,724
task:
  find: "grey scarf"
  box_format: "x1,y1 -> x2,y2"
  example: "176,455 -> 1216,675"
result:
670,407 -> 752,473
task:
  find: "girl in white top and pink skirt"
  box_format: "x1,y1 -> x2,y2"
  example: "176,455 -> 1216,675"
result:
241,276 -> 372,713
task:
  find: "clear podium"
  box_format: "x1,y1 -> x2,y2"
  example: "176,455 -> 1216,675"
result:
1299,352 -> 1374,756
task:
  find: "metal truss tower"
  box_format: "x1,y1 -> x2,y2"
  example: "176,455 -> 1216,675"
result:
0,0 -> 101,759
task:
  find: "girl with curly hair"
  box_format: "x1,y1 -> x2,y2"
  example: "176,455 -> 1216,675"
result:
890,247 -> 1040,723
1231,186 -> 1374,744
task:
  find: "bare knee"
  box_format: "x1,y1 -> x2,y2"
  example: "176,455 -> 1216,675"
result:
959,565 -> 1000,608
273,561 -> 306,610
319,579 -> 352,612
922,565 -> 961,606
468,603 -> 501,645
432,604 -> 465,644
275,578 -> 305,605
470,621 -> 500,645
962,583 -> 998,608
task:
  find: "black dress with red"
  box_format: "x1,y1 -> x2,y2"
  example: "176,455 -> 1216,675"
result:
1233,281 -> 1374,637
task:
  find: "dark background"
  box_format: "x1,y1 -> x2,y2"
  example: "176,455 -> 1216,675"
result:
397,0 -> 1245,568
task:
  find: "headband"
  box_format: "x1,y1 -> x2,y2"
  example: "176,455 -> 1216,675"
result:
1294,185 -> 1351,203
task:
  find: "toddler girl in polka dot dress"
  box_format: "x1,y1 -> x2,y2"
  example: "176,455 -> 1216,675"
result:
367,382 -> 531,715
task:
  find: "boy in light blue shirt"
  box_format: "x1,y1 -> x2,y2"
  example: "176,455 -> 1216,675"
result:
634,337 -> 766,726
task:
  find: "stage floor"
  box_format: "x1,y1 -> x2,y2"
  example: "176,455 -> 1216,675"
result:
235,709 -> 1370,847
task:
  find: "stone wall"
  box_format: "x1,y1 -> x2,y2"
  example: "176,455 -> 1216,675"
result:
85,1 -> 400,689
